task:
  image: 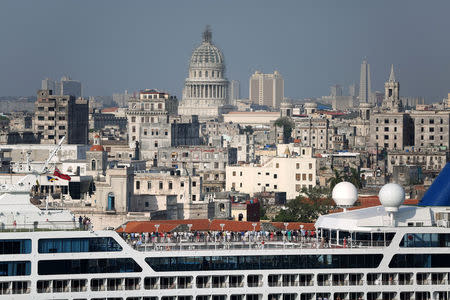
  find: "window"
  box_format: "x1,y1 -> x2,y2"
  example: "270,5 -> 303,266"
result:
38,258 -> 141,275
192,195 -> 196,201
273,174 -> 277,179
131,117 -> 136,122
276,163 -> 279,168
0,261 -> 31,276
147,181 -> 151,190
38,237 -> 122,253
384,127 -> 389,132
145,254 -> 383,272
168,181 -> 173,190
430,119 -> 434,124
159,182 -> 163,189
296,163 -> 300,169
309,174 -> 313,181
192,181 -> 197,187
136,181 -> 140,190
309,163 -> 312,169
296,174 -> 300,181
0,240 -> 31,254
180,181 -> 184,187
302,174 -> 306,180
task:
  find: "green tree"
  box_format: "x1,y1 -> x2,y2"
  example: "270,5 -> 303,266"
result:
344,168 -> 362,189
274,117 -> 294,144
273,186 -> 332,222
327,169 -> 343,192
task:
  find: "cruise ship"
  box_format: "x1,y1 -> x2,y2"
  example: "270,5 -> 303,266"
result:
1,141 -> 450,300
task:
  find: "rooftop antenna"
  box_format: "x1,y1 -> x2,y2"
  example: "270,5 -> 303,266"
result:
378,183 -> 405,227
332,182 -> 358,213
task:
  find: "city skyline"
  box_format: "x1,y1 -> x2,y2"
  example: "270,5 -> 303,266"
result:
0,1 -> 449,102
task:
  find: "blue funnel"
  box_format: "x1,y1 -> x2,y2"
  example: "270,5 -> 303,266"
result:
419,163 -> 450,206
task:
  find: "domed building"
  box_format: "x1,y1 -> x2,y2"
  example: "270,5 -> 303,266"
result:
178,26 -> 229,120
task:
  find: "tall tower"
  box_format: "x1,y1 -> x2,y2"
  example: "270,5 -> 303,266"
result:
249,71 -> 284,108
382,65 -> 402,112
359,59 -> 371,104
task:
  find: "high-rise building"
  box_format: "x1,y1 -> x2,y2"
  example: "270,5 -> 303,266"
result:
179,26 -> 229,120
359,60 -> 371,104
349,83 -> 358,98
41,76 -> 82,99
34,90 -> 89,145
330,84 -> 343,97
60,76 -> 82,99
249,71 -> 284,108
229,80 -> 240,106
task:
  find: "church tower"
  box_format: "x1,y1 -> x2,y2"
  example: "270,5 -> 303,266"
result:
382,65 -> 402,112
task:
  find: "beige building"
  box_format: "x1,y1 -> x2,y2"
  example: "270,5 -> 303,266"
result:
226,155 -> 317,200
132,169 -> 205,219
249,71 -> 284,108
410,111 -> 450,149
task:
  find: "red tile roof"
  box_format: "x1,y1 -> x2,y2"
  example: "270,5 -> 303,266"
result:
101,107 -> 119,113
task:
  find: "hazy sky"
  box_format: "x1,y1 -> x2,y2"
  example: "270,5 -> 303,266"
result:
0,0 -> 449,101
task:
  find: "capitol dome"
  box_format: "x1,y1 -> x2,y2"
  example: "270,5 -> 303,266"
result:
190,38 -> 224,65
179,26 -> 229,120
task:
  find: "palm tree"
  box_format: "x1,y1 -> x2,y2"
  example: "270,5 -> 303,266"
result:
327,169 -> 343,191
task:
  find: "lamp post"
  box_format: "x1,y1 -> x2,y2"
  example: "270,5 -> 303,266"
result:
300,224 -> 304,243
155,224 -> 160,242
284,222 -> 289,244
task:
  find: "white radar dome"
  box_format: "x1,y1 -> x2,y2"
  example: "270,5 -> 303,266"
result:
332,182 -> 358,207
378,183 -> 405,212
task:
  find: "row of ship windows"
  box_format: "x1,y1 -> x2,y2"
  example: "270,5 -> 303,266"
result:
4,254 -> 450,277
28,275 -> 450,294
0,287 -> 444,300
0,237 -> 122,255
146,254 -> 383,271
2,233 -> 449,255
0,258 -> 141,276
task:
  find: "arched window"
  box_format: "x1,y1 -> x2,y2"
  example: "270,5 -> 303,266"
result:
107,192 -> 115,211
91,159 -> 96,171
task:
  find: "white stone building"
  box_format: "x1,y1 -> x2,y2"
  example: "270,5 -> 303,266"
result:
179,26 -> 229,120
226,155 -> 317,200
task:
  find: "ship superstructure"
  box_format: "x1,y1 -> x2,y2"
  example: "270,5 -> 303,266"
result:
0,162 -> 450,299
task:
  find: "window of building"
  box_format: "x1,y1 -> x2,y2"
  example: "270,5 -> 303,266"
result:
180,181 -> 184,187
430,128 -> 435,132
384,119 -> 389,124
192,195 -> 196,201
302,174 -> 306,180
132,126 -> 136,133
296,163 -> 300,169
274,174 -> 277,179
309,174 -> 313,181
192,181 -> 197,187
296,174 -> 300,181
136,181 -> 140,190
276,163 -> 279,168
159,181 -> 163,189
384,135 -> 389,139
147,181 -> 151,190
384,127 -> 389,132
232,171 -> 236,176
430,119 -> 435,124
131,117 -> 136,122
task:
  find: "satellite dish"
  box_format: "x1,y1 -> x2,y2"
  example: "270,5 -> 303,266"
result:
332,182 -> 358,209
